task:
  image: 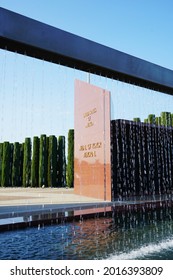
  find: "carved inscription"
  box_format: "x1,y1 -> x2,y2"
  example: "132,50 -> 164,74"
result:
79,142 -> 102,158
83,107 -> 97,128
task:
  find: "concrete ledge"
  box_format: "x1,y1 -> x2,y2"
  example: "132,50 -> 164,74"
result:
0,188 -> 173,232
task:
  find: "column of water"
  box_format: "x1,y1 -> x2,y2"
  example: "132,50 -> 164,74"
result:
0,49 -> 7,142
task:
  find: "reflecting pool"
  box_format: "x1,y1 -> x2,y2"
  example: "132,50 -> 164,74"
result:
1,201 -> 173,260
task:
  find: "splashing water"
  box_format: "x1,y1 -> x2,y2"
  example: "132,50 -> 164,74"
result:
108,238 -> 173,260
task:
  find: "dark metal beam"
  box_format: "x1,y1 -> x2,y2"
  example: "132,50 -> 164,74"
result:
1,7 -> 173,94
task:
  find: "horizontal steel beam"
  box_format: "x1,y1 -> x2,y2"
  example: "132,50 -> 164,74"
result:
1,7 -> 173,94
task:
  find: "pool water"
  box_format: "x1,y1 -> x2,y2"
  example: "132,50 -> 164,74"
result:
1,202 -> 173,260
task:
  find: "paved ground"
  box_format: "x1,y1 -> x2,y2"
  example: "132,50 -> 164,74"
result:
0,188 -> 111,230
0,188 -> 169,231
0,187 -> 103,206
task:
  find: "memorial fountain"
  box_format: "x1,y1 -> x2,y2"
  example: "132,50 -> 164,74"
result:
1,7 -> 173,260
111,117 -> 173,200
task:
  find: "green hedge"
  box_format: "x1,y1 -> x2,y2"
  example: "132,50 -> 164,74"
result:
66,129 -> 74,188
1,142 -> 11,187
57,136 -> 66,187
47,135 -> 57,187
12,142 -> 21,186
0,143 -> 3,186
161,112 -> 172,126
39,134 -> 48,187
155,117 -> 161,125
148,114 -> 155,124
0,133 -> 69,188
133,118 -> 141,123
135,111 -> 173,127
23,138 -> 31,187
31,136 -> 40,187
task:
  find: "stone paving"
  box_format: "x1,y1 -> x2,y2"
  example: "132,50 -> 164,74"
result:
1,188 -> 168,231
0,187 -> 103,206
0,188 -> 111,230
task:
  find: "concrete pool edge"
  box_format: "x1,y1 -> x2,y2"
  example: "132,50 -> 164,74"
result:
1,191 -> 173,232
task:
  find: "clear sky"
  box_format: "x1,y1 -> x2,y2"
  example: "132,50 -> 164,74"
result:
1,0 -> 173,143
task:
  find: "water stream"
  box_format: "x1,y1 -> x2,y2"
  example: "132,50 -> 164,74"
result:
1,201 -> 173,260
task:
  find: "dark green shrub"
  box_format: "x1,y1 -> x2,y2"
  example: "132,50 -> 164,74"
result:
148,114 -> 155,124
9,143 -> 14,186
155,117 -> 161,125
57,136 -> 66,187
31,136 -> 40,187
39,134 -> 48,187
23,138 -> 31,187
1,142 -> 11,187
133,118 -> 141,123
12,142 -> 21,186
0,143 -> 3,186
66,129 -> 74,188
161,112 -> 171,126
47,135 -> 57,187
171,114 -> 173,126
19,143 -> 24,186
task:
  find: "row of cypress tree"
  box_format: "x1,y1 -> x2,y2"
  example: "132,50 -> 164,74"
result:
0,129 -> 74,188
133,111 -> 173,126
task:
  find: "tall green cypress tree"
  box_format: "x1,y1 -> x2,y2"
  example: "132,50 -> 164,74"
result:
9,143 -> 14,187
48,135 -> 58,187
148,114 -> 155,124
0,143 -> 3,186
133,118 -> 141,123
18,143 -> 23,186
57,136 -> 66,187
155,117 -> 162,126
67,129 -> 74,188
23,138 -> 31,187
39,134 -> 48,187
19,143 -> 24,186
12,142 -> 21,186
161,112 -> 172,126
31,136 -> 40,187
1,142 -> 11,187
171,114 -> 173,127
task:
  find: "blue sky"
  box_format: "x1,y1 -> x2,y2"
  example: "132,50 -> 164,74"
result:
1,0 -> 173,143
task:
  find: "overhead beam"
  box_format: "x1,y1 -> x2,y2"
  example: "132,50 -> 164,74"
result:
1,7 -> 173,94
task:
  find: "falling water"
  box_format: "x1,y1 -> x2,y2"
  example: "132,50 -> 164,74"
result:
1,200 -> 173,259
111,118 -> 173,202
2,44 -> 173,261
